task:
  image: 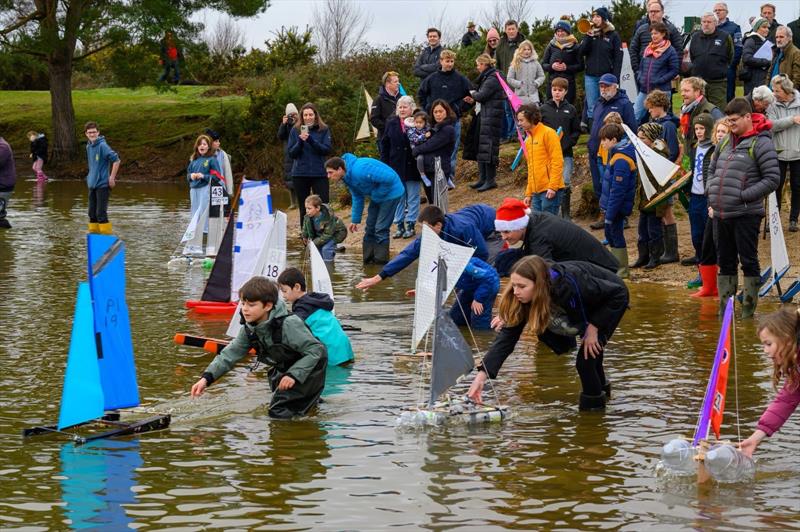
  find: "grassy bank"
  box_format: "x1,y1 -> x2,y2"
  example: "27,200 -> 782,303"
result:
0,86 -> 246,180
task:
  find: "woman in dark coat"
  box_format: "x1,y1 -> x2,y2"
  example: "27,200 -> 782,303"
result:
542,19 -> 584,105
741,19 -> 773,96
287,102 -> 332,228
467,255 -> 629,411
380,95 -> 421,239
466,54 -> 505,192
412,99 -> 457,203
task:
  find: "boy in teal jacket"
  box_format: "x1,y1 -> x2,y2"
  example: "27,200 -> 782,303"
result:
84,121 -> 120,235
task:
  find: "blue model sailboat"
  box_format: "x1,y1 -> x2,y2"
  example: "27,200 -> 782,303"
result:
24,234 -> 170,443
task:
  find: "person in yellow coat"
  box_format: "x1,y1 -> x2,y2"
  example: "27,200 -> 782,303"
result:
516,104 -> 564,214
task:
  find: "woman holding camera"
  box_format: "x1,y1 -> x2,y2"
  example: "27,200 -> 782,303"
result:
288,103 -> 332,227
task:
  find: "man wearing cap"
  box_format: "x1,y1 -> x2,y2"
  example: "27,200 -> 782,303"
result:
742,18 -> 774,96
579,6 -> 623,123
461,22 -> 480,48
688,12 -> 734,110
713,3 -> 743,103
494,197 -> 619,274
413,27 -> 443,81
586,74 -> 636,230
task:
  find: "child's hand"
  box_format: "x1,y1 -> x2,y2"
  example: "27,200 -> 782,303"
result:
190,377 -> 208,397
278,375 -> 296,391
523,196 -> 532,207
425,132 -> 431,138
490,316 -> 504,331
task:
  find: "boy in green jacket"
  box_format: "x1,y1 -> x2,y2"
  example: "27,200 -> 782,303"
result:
301,194 -> 347,261
190,277 -> 327,418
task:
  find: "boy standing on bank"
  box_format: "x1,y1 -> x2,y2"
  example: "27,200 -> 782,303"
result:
84,121 -> 120,235
191,277 -> 327,419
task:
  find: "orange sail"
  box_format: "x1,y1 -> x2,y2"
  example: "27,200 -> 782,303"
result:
710,317 -> 732,439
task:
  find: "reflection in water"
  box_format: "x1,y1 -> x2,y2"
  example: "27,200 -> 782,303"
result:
60,439 -> 142,530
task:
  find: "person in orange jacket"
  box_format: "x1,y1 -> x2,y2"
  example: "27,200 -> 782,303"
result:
516,103 -> 564,214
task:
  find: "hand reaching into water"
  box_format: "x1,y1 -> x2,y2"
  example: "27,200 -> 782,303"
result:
490,316 -> 505,332
739,430 -> 766,457
467,370 -> 487,404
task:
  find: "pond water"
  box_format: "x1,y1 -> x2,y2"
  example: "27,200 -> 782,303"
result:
0,179 -> 798,530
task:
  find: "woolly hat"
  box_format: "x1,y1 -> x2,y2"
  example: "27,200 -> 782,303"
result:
751,17 -> 769,32
593,7 -> 612,23
486,27 -> 500,41
554,20 -> 572,34
637,122 -> 663,142
285,102 -> 299,116
495,198 -> 531,232
692,113 -> 715,134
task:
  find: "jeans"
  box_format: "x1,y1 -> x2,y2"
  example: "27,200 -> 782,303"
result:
633,91 -> 648,124
449,289 -> 494,330
450,119 -> 462,179
320,239 -> 336,261
562,156 -> 574,187
531,189 -> 563,215
365,197 -> 402,245
715,215 -> 761,277
89,186 -> 111,224
159,60 -> 180,83
584,75 -> 600,120
604,214 -> 626,248
502,101 -> 515,140
688,193 -> 708,259
637,211 -> 663,244
294,176 -> 330,228
393,180 -> 421,224
777,159 -> 800,222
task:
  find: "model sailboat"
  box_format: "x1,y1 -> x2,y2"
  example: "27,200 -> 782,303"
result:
759,191 -> 794,299
355,88 -> 379,141
24,234 -> 170,444
660,297 -> 754,482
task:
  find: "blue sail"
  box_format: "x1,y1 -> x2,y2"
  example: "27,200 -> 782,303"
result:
87,234 -> 140,410
58,283 -> 105,430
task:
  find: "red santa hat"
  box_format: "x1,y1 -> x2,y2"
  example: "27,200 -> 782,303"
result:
494,198 -> 531,232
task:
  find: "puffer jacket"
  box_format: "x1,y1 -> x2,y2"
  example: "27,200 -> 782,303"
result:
637,44 -> 679,94
456,257 -> 501,306
542,37 -> 584,84
411,117 -> 455,177
523,122 -> 564,196
599,139 -> 637,220
507,57 -> 545,105
540,98 -> 581,157
706,114 -> 780,219
379,115 -> 419,182
340,153 -> 404,224
629,18 -> 684,74
579,23 -> 623,78
288,125 -> 332,178
471,67 -> 505,165
741,32 -> 772,94
756,379 -> 800,436
767,90 -> 800,161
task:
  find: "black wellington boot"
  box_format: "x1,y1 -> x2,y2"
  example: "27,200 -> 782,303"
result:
630,241 -> 649,268
579,391 -> 607,411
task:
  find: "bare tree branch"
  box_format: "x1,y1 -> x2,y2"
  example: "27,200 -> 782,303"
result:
311,0 -> 372,63
483,0 -> 533,30
0,5 -> 45,36
206,15 -> 244,59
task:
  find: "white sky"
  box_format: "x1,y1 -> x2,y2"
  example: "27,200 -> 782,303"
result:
200,0 -> 800,50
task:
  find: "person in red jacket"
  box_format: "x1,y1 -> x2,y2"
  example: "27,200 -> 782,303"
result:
159,31 -> 182,84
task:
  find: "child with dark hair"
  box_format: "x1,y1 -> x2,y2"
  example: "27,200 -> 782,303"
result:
277,267 -> 354,366
190,276 -> 327,418
406,110 -> 433,187
301,194 -> 347,261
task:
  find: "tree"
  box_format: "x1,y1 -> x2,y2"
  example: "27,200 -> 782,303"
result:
311,0 -> 372,64
207,16 -> 245,60
0,1 -> 269,161
483,0 -> 533,31
610,0 -> 647,44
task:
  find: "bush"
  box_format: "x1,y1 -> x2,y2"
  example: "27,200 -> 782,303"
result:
0,50 -> 49,90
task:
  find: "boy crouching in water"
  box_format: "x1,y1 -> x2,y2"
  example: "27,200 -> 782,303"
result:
302,194 -> 348,261
191,277 -> 327,418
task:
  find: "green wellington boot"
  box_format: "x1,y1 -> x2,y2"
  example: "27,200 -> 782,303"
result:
610,247 -> 629,279
741,276 -> 760,319
717,274 -> 738,316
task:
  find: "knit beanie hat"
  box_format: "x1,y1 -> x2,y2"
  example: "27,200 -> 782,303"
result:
593,7 -> 612,23
554,20 -> 572,34
692,113 -> 715,136
285,102 -> 299,116
487,27 -> 500,41
495,198 -> 531,231
637,122 -> 663,142
751,17 -> 769,32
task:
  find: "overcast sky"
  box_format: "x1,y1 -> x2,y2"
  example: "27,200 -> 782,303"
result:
199,0 -> 800,50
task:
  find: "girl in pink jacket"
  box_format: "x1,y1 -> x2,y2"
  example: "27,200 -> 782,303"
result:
740,307 -> 800,457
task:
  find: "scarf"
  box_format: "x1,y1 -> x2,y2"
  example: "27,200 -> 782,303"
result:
644,38 -> 670,58
679,96 -> 703,135
550,35 -> 577,50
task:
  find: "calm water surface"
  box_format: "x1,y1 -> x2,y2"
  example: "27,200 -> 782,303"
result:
0,179 -> 798,530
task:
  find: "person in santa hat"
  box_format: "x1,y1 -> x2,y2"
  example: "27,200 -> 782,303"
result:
493,197 -> 619,275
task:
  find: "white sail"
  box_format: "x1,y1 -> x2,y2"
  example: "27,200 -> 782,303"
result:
356,88 -> 378,140
308,241 -> 334,301
181,201 -> 209,257
231,180 -> 273,302
635,153 -> 658,200
768,192 -> 790,277
226,211 -> 287,338
623,124 -> 679,187
433,157 -> 449,214
620,45 -> 638,103
412,225 -> 474,350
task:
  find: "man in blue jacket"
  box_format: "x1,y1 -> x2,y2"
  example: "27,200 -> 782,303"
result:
84,121 -> 120,235
355,204 -> 498,290
326,154 -> 404,264
713,3 -> 743,103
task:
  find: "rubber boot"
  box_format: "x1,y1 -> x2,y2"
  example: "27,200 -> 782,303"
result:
589,211 -> 605,230
644,240 -> 663,270
717,274 -> 738,316
469,176 -> 485,189
579,391 -> 607,411
372,240 -> 391,265
88,222 -> 100,234
392,221 -> 405,239
630,241 -> 649,268
686,273 -> 702,289
477,176 -> 497,192
659,223 -> 679,264
288,189 -> 298,210
98,222 -> 113,235
610,247 -> 629,279
741,276 -> 760,319
691,264 -> 718,297
362,240 -> 375,264
603,382 -> 611,399
561,187 -> 572,220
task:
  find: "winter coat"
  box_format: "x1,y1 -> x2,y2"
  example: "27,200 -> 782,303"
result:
288,125 -> 332,178
717,18 -> 743,64
599,139 -> 637,220
417,68 -> 472,117
379,116 -> 419,183
651,114 -> 681,162
340,153 -> 404,224
540,98 -> 581,157
30,133 -> 48,163
523,122 -> 564,196
480,260 -> 628,378
202,299 -> 327,418
379,203 -> 496,278
413,44 -> 443,80
292,292 -> 354,367
412,118 -> 455,178
771,42 -> 800,90
587,90 -> 637,154
496,33 -> 527,74
766,91 -> 800,161
302,203 -> 348,247
756,380 -> 800,436
706,114 -> 780,219
277,120 -> 295,185
369,86 -> 400,139
790,18 -> 800,49
579,24 -> 623,78
0,137 -> 16,192
455,257 -> 501,306
689,29 -> 734,81
637,44 -> 679,94
471,67 -> 506,165
741,32 -> 772,95
186,155 -> 222,189
521,212 -> 619,273
542,37 -> 584,85
461,30 -> 481,48
507,57 -> 546,105
629,18 -> 684,75
680,97 -> 724,154
86,135 -> 119,189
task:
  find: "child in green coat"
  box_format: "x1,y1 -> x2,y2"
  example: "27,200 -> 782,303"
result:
301,194 -> 347,261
